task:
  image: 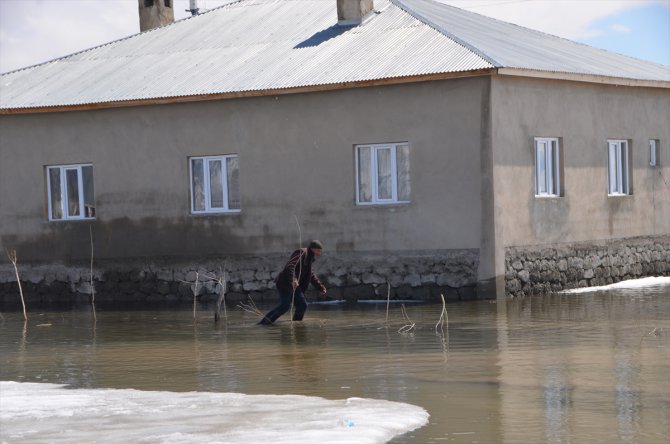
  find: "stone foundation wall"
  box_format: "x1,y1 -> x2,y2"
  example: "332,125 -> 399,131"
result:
505,236 -> 670,297
0,249 -> 479,309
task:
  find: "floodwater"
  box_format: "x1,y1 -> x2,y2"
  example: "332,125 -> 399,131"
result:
1,282 -> 669,444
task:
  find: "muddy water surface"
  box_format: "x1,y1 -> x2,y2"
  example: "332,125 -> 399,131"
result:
1,285 -> 669,443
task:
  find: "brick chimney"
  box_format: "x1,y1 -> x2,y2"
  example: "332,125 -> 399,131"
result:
337,0 -> 374,25
138,0 -> 175,32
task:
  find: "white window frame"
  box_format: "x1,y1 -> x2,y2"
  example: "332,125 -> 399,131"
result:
607,140 -> 631,196
46,164 -> 96,221
534,137 -> 561,197
189,155 -> 240,214
649,139 -> 659,167
355,142 -> 410,205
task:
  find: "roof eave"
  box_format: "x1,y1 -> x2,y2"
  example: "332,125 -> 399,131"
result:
0,68 -> 496,115
496,67 -> 670,89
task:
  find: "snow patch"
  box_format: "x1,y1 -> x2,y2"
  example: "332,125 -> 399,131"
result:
558,276 -> 670,294
0,381 -> 429,444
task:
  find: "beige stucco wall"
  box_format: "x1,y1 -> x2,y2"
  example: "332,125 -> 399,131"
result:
0,77 -> 488,263
489,75 -> 670,277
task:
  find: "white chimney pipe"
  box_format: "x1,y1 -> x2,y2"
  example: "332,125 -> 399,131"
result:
187,0 -> 200,16
337,0 -> 374,26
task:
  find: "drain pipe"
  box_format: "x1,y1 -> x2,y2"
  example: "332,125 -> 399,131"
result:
187,0 -> 200,16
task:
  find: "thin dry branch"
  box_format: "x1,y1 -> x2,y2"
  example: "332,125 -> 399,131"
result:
89,225 -> 97,321
6,250 -> 27,321
385,282 -> 391,325
208,265 -> 228,323
291,214 -> 303,323
398,304 -> 415,334
238,295 -> 263,316
192,271 -> 200,319
435,293 -> 448,333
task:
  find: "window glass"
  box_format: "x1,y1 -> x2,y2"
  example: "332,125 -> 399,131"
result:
49,168 -> 63,220
534,138 -> 560,197
396,144 -> 411,202
82,165 -> 95,218
47,164 -> 94,221
191,159 -> 206,212
66,168 -> 81,217
607,140 -> 630,195
208,159 -> 224,209
226,157 -> 240,210
621,141 -> 629,193
376,147 -> 392,200
536,141 -> 547,194
355,143 -> 410,205
357,147 -> 372,203
190,155 -> 240,214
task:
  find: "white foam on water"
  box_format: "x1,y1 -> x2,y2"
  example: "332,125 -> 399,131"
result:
0,381 -> 429,444
558,276 -> 670,294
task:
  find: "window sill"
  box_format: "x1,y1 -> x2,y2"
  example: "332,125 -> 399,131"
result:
534,194 -> 562,199
607,193 -> 632,198
190,210 -> 241,216
48,217 -> 96,223
355,202 -> 411,210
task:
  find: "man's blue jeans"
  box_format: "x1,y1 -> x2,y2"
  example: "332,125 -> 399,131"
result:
258,287 -> 307,324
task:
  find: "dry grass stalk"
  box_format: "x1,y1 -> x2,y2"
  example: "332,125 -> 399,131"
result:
89,225 -> 97,321
207,265 -> 228,322
6,250 -> 27,321
398,304 -> 415,334
238,295 -> 263,316
385,282 -> 391,325
192,271 -> 200,319
435,293 -> 448,333
291,214 -> 303,323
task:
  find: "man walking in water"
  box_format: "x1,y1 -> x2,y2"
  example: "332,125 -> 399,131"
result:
258,240 -> 327,325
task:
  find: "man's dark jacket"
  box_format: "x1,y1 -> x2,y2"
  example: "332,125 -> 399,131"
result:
275,248 -> 326,293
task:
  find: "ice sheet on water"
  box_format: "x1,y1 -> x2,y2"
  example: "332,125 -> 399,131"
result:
0,381 -> 429,444
558,276 -> 670,294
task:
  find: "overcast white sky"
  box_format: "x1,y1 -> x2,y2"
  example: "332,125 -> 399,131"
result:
0,0 -> 668,74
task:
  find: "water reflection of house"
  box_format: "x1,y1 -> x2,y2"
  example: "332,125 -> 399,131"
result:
0,0 -> 668,300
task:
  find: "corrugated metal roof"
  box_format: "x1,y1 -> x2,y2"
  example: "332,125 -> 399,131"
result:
0,0 -> 491,110
1,0 -> 667,111
398,0 -> 670,82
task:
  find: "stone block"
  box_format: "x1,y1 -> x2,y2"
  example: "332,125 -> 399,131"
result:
568,257 -> 584,268
420,274 -> 436,284
518,270 -> 530,283
255,270 -> 271,281
157,269 -> 173,281
243,281 -> 261,292
362,273 -> 386,285
157,281 -> 171,295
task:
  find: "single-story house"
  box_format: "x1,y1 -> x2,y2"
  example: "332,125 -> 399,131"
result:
1,0 -> 669,306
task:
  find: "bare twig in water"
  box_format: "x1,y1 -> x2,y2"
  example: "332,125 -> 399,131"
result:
192,271 -> 200,319
398,304 -> 415,334
291,214 -> 303,324
89,224 -> 97,321
435,293 -> 448,333
639,327 -> 662,346
238,295 -> 263,316
212,265 -> 228,323
6,250 -> 27,321
385,282 -> 391,325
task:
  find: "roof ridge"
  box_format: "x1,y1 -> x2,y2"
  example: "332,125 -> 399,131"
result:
391,0 -> 501,67
392,0 -> 670,72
